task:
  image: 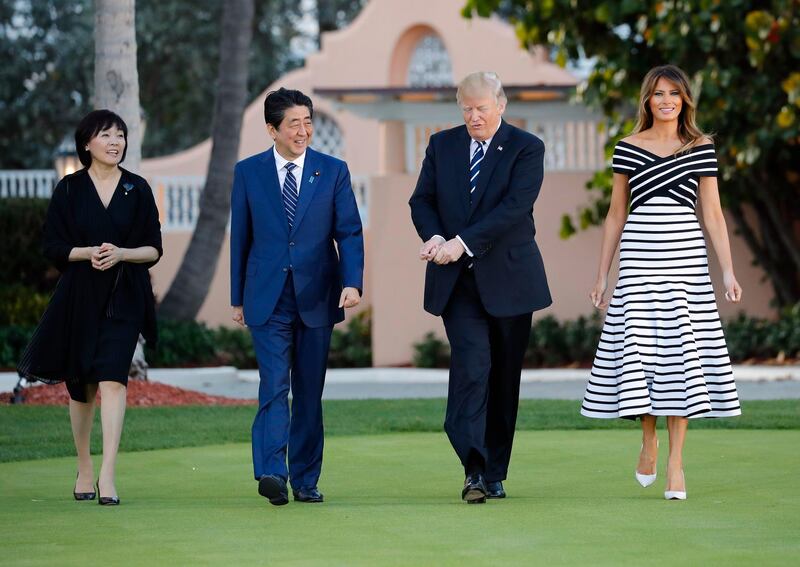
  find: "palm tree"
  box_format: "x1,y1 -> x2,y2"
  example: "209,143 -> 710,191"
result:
93,0 -> 149,377
94,0 -> 142,170
158,0 -> 255,320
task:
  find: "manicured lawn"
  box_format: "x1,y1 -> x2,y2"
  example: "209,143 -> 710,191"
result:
1,399 -> 798,462
0,430 -> 798,566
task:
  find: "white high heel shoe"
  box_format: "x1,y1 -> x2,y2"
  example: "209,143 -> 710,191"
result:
635,439 -> 658,488
664,469 -> 687,500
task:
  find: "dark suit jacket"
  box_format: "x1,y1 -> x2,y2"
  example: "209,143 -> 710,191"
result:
409,120 -> 551,317
230,147 -> 364,328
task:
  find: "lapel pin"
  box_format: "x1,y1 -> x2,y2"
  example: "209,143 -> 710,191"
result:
308,171 -> 320,184
122,182 -> 135,195
497,145 -> 503,151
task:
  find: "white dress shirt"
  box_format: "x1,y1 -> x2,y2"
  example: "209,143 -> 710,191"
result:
274,148 -> 306,194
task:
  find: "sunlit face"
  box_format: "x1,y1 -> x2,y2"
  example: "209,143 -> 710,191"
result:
648,77 -> 683,124
460,90 -> 505,141
87,126 -> 125,167
269,105 -> 313,160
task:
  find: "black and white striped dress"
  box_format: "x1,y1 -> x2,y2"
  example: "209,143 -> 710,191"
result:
581,140 -> 741,419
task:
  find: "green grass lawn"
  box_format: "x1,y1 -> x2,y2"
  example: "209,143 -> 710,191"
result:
2,399 -> 798,462
0,430 -> 798,566
1,400 -> 798,565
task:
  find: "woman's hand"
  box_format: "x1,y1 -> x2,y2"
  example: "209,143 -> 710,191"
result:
589,277 -> 609,310
92,243 -> 125,271
723,271 -> 743,303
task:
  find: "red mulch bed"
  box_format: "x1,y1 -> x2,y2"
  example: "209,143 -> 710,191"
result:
0,380 -> 255,407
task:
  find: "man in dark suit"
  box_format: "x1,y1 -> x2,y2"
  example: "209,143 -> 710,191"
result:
230,88 -> 364,506
409,72 -> 551,503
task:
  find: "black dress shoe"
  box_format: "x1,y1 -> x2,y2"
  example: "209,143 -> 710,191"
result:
461,473 -> 487,504
292,487 -> 324,503
258,475 -> 289,506
73,473 -> 96,501
486,481 -> 506,499
96,482 -> 119,506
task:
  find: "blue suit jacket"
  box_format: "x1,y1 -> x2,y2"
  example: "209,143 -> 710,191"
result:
409,121 -> 551,317
230,147 -> 364,328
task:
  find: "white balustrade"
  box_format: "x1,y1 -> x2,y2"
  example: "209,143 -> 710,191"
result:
0,170 -> 57,198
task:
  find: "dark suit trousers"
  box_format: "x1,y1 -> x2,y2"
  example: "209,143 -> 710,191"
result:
442,268 -> 532,481
249,274 -> 333,489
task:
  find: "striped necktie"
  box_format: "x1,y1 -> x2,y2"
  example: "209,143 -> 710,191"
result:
470,140 -> 486,194
282,162 -> 298,229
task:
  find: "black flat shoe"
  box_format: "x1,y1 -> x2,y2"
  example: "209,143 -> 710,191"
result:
258,475 -> 289,506
96,482 -> 120,506
73,472 -> 96,501
292,487 -> 324,503
486,481 -> 506,499
461,473 -> 487,504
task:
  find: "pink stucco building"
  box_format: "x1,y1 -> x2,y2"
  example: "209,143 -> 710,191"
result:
140,0 -> 773,366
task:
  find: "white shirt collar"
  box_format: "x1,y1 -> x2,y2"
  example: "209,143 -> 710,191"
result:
274,148 -> 306,172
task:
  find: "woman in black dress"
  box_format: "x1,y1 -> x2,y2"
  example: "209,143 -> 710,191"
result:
18,110 -> 162,505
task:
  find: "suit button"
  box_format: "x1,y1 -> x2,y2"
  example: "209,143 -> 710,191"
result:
289,242 -> 295,246
282,268 -> 288,272
289,264 -> 293,270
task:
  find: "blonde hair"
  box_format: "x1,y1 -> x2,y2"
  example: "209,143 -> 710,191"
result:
456,72 -> 507,106
632,64 -> 710,154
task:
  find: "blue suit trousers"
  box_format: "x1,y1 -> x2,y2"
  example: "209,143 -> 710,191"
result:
249,275 -> 333,489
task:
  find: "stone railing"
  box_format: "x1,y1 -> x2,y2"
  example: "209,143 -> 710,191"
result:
0,170 -> 57,198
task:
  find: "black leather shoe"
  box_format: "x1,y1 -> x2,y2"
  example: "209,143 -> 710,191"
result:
73,473 -> 96,501
486,481 -> 506,499
461,473 -> 487,504
96,482 -> 119,506
292,487 -> 324,503
258,475 -> 289,506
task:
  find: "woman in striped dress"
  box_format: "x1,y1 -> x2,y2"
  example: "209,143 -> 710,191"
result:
581,65 -> 743,500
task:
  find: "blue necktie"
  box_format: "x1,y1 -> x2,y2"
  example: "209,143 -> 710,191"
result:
470,141 -> 485,194
282,162 -> 298,229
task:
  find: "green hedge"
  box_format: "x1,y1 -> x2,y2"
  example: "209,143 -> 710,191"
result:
146,310 -> 372,369
2,306 -> 798,370
0,284 -> 50,326
0,198 -> 55,291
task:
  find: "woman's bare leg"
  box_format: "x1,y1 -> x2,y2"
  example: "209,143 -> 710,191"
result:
637,414 -> 658,475
666,416 -> 688,492
97,381 -> 127,498
69,384 -> 98,492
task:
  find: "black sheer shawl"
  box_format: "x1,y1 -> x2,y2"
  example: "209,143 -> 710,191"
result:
17,167 -> 163,385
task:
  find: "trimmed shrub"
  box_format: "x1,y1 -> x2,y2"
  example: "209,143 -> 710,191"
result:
328,309 -> 372,368
0,325 -> 34,369
0,198 -> 56,291
0,284 -> 51,326
412,331 -> 450,368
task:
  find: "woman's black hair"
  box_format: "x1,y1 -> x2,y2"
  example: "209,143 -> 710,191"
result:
75,109 -> 129,167
263,88 -> 313,129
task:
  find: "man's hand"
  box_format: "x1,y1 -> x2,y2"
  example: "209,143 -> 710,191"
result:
419,235 -> 445,261
232,306 -> 245,327
433,238 -> 465,265
339,287 -> 361,309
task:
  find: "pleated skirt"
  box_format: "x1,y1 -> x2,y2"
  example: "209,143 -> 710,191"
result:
581,198 -> 741,419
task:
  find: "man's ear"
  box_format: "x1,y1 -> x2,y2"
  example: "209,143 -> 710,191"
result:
266,124 -> 277,141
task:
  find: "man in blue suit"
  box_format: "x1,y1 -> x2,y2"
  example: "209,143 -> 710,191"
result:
409,72 -> 551,503
230,88 -> 364,506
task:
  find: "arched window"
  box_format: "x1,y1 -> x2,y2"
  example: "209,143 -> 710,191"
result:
407,34 -> 453,87
312,113 -> 344,159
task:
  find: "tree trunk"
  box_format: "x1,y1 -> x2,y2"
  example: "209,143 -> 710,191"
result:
94,0 -> 142,171
94,0 -> 148,378
158,0 -> 255,320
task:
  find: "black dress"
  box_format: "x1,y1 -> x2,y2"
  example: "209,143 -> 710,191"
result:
17,168 -> 162,402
